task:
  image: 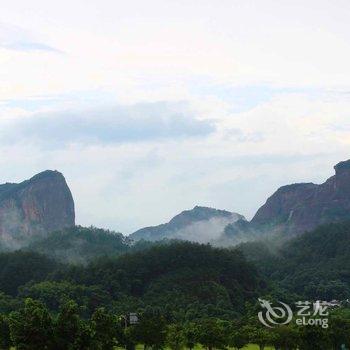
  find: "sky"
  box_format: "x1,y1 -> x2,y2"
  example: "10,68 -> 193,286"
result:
1,0 -> 350,233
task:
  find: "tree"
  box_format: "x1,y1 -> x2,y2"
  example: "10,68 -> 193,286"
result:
90,307 -> 117,350
114,317 -> 137,350
131,312 -> 167,350
73,319 -> 93,350
19,280 -> 111,316
183,322 -> 198,350
327,315 -> 350,350
247,326 -> 274,350
271,325 -> 298,350
8,298 -> 54,350
0,315 -> 11,350
229,330 -> 249,350
122,326 -> 137,350
54,300 -> 83,350
298,325 -> 331,350
166,324 -> 185,350
0,293 -> 20,314
196,319 -> 227,350
0,252 -> 57,296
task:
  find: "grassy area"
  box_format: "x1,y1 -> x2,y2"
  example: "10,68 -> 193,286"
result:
16,344 -> 275,350
128,344 -> 274,350
13,343 -> 276,350
243,345 -> 274,350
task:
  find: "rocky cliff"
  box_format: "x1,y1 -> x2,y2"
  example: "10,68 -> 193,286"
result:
250,159 -> 350,235
0,170 -> 75,249
130,206 -> 244,243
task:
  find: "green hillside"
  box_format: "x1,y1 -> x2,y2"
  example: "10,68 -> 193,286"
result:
237,220 -> 350,300
27,226 -> 131,264
0,241 -> 264,320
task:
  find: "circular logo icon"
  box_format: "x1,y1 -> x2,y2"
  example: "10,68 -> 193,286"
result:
258,298 -> 293,328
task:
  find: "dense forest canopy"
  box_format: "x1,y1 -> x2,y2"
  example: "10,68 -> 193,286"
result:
237,221 -> 350,300
0,241 -> 263,320
0,222 -> 349,349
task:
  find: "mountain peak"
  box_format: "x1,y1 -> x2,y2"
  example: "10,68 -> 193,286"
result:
0,170 -> 75,249
30,169 -> 63,179
334,159 -> 350,175
250,159 -> 350,235
168,206 -> 234,226
131,206 -> 244,243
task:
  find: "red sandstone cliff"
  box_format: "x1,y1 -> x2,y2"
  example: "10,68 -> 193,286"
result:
251,159 -> 350,235
0,170 -> 75,248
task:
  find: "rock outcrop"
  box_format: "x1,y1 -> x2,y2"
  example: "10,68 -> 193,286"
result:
0,170 -> 75,249
250,159 -> 350,235
130,206 -> 244,243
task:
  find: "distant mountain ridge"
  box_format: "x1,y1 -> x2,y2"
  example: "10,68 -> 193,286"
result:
0,170 -> 75,249
1,158 -> 350,252
251,159 -> 350,235
131,159 -> 350,244
130,206 -> 245,243
221,159 -> 350,243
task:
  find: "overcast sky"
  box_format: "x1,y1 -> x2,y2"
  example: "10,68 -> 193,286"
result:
1,0 -> 350,233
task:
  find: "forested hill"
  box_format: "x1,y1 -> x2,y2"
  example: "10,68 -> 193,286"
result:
54,241 -> 263,317
3,220 -> 350,321
27,226 -> 131,264
130,206 -> 244,243
0,241 -> 264,320
237,220 -> 350,300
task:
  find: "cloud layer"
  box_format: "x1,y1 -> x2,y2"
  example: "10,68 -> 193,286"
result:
1,1 -> 350,233
0,22 -> 60,53
1,102 -> 214,147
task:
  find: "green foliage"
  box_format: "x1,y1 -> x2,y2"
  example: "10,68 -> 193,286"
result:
115,320 -> 136,350
56,241 -> 261,320
54,300 -> 82,350
8,298 -> 54,350
72,319 -> 93,350
130,310 -> 167,349
183,322 -> 198,350
196,318 -> 227,350
0,293 -> 20,314
2,296 -> 350,350
0,314 -> 11,350
230,331 -> 249,350
0,251 -> 57,296
28,225 -> 130,264
326,311 -> 350,350
3,222 -> 350,349
245,326 -> 275,350
19,280 -> 111,315
166,324 -> 186,350
229,323 -> 249,350
270,325 -> 299,350
90,307 -> 117,350
238,221 -> 350,300
277,221 -> 350,299
298,324 -> 332,350
0,240 -> 263,327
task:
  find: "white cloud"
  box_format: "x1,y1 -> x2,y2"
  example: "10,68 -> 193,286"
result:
0,102 -> 214,147
0,1 -> 350,233
0,91 -> 349,233
2,0 -> 350,101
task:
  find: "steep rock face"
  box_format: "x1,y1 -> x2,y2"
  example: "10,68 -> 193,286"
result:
251,159 -> 350,235
130,206 -> 245,243
0,170 -> 75,248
